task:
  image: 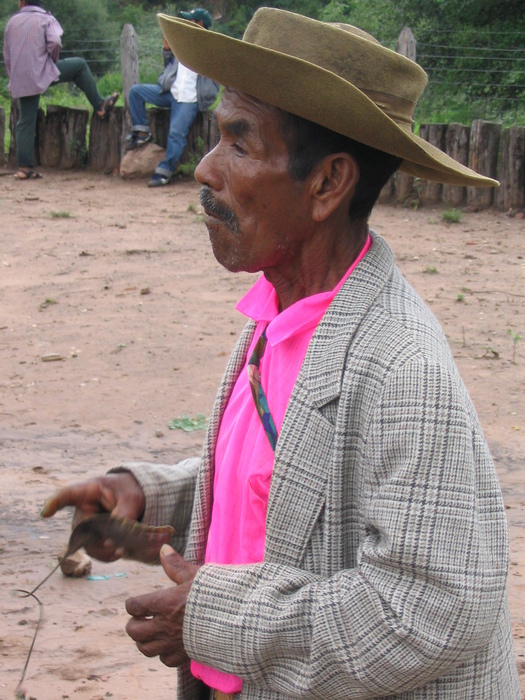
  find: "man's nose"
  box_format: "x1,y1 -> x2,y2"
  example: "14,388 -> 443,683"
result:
194,144 -> 221,189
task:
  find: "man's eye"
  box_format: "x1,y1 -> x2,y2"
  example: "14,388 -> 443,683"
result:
233,143 -> 245,155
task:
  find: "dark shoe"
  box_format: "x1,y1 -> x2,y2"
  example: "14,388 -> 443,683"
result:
98,92 -> 120,118
148,173 -> 171,187
125,132 -> 152,151
15,169 -> 42,180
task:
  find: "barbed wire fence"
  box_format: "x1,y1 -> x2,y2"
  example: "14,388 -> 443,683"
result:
0,24 -> 524,125
414,29 -> 525,125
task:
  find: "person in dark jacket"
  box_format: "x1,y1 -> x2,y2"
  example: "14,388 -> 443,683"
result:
125,8 -> 220,188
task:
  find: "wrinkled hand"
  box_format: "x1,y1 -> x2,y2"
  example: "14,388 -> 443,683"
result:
40,472 -> 146,562
125,544 -> 200,667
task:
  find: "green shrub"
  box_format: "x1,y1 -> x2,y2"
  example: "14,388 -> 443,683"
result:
442,209 -> 463,223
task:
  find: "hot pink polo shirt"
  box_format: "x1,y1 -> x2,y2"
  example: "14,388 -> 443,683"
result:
191,236 -> 372,692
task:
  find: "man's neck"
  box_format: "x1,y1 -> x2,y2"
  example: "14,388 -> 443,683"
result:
265,219 -> 369,311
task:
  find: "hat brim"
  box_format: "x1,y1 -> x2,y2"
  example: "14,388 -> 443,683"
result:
158,14 -> 497,187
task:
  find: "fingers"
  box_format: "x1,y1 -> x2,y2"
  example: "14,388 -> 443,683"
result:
126,590 -> 158,619
40,481 -> 115,518
160,545 -> 200,585
41,473 -> 145,521
125,586 -> 189,668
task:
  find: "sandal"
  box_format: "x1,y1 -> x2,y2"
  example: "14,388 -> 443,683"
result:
15,169 -> 42,180
98,92 -> 120,118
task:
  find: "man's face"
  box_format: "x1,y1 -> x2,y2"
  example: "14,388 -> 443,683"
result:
194,89 -> 314,275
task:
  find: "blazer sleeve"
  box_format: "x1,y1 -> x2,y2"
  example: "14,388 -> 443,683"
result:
109,458 -> 200,555
182,357 -> 510,698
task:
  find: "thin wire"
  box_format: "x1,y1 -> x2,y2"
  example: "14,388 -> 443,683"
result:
13,562 -> 62,695
13,589 -> 45,696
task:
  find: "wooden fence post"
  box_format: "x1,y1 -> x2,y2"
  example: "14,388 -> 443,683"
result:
120,23 -> 140,148
8,99 -> 18,168
467,120 -> 501,210
88,107 -> 124,173
442,123 -> 470,207
36,106 -> 89,169
397,27 -> 417,62
0,107 -> 5,167
419,124 -> 446,205
391,27 -> 418,204
494,126 -> 525,212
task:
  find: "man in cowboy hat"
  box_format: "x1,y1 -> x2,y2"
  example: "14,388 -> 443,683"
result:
41,8 -> 520,699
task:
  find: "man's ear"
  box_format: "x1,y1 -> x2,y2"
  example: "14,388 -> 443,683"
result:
309,153 -> 359,223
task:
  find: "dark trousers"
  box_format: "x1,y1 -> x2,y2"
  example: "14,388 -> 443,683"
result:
16,57 -> 103,168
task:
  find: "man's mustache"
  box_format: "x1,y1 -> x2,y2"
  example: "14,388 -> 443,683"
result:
199,186 -> 239,233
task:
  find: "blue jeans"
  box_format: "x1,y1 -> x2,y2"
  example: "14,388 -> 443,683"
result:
128,83 -> 198,178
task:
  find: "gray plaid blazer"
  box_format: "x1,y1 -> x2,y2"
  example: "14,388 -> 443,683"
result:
121,234 -> 520,699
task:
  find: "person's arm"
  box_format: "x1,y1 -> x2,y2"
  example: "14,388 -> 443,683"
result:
181,359 -> 509,697
45,14 -> 63,62
162,37 -> 174,66
42,457 -> 200,559
109,458 -> 200,555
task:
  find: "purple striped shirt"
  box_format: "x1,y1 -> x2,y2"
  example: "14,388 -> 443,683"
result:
3,6 -> 63,98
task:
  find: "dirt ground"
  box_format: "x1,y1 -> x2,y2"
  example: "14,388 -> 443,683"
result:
0,168 -> 524,700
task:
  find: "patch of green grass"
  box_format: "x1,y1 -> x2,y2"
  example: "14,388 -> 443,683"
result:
442,208 -> 463,224
168,414 -> 208,432
50,211 -> 72,218
508,329 -> 522,363
39,297 -> 58,309
424,266 -> 439,274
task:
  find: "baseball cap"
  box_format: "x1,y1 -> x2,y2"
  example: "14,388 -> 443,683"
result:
178,8 -> 213,29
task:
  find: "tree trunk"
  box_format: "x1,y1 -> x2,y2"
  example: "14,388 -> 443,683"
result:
494,126 -> 525,212
467,120 -> 501,210
442,123 -> 470,207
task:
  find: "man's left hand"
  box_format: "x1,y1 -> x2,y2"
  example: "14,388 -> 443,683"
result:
125,544 -> 200,667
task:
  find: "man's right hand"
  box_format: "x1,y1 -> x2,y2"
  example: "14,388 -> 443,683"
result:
40,472 -> 146,562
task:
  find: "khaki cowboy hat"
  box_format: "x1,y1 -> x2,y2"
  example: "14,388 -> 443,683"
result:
158,8 -> 497,187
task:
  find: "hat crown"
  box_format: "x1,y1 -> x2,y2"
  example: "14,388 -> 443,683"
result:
243,8 -> 427,128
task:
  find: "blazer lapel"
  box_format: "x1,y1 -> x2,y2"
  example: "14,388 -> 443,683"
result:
265,234 -> 394,567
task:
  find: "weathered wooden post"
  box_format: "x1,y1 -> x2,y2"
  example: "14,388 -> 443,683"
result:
8,98 -> 19,168
394,27 -> 417,203
419,124 -> 447,205
0,107 -> 5,167
494,126 -> 525,212
467,120 -> 501,209
88,107 -> 124,172
38,106 -> 90,169
397,27 -> 417,62
442,123 -> 470,207
120,23 -> 140,149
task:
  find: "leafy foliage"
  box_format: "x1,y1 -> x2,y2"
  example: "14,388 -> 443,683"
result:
0,0 -> 523,127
